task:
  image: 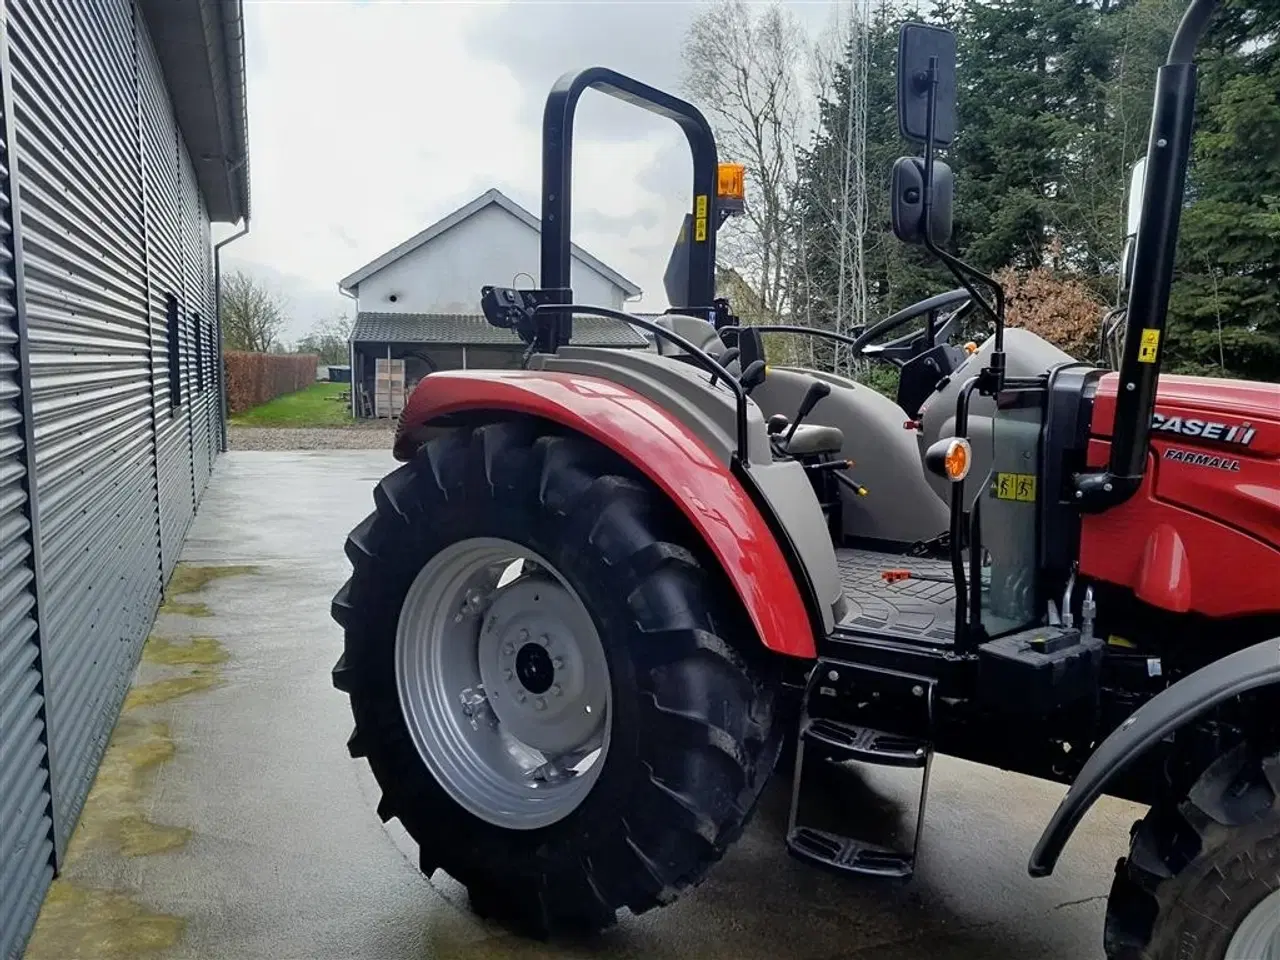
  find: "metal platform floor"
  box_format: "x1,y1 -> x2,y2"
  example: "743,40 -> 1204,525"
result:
835,547 -> 957,645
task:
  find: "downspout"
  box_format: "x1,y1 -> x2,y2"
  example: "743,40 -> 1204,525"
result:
340,284 -> 358,417
215,213 -> 250,452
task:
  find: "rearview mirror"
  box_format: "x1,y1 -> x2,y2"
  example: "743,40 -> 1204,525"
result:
1118,158 -> 1146,294
891,157 -> 953,246
897,23 -> 956,147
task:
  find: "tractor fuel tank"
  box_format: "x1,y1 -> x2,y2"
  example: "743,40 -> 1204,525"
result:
1080,373 -> 1280,617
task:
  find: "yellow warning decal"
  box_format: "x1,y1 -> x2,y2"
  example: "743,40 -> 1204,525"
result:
994,472 -> 1037,502
1138,328 -> 1160,363
694,194 -> 709,241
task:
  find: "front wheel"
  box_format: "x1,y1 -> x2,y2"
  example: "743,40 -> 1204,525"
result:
1104,743 -> 1280,959
331,419 -> 782,936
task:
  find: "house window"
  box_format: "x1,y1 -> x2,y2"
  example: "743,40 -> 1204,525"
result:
167,294 -> 181,409
193,313 -> 204,394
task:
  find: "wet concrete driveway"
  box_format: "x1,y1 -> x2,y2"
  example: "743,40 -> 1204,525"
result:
25,451 -> 1145,960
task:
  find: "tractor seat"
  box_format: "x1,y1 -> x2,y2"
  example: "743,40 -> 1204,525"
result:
776,424 -> 845,458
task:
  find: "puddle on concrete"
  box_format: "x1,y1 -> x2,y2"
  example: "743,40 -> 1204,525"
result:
143,636 -> 229,667
163,562 -> 259,600
24,881 -> 185,960
25,569 -> 254,959
124,668 -> 223,710
157,599 -> 212,617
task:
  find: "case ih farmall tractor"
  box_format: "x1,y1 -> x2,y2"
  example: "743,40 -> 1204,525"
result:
331,1 -> 1280,955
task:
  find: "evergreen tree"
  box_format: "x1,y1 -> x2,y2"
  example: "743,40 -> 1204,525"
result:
1164,3 -> 1280,379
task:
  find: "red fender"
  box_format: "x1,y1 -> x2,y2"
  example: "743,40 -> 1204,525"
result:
394,369 -> 816,659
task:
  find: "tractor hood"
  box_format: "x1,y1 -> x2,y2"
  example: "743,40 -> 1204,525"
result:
1091,372 -> 1280,457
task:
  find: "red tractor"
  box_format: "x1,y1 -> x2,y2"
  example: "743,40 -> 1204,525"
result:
331,2 -> 1280,955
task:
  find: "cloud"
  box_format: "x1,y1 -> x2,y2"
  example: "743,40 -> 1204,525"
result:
228,0 -> 836,320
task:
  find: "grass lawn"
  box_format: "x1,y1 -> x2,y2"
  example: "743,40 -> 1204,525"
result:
229,381 -> 354,427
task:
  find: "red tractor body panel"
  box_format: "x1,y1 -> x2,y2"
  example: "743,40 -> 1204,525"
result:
1080,373 -> 1280,617
394,369 -> 817,659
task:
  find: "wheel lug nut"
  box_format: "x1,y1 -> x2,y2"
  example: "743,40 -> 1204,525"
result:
515,691 -> 526,703
552,657 -> 564,669
535,697 -> 546,711
502,642 -> 514,655
518,629 -> 529,641
538,634 -> 549,647
551,684 -> 562,697
503,669 -> 513,681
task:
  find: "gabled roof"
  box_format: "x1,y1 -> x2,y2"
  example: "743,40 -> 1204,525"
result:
338,188 -> 641,297
350,312 -> 648,348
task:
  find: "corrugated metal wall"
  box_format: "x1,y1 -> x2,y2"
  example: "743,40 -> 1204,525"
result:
0,3 -> 223,947
138,12 -> 195,579
0,35 -> 55,960
7,0 -> 164,855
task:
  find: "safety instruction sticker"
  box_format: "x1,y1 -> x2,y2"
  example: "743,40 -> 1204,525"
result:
1138,328 -> 1161,363
694,194 -> 708,242
994,472 -> 1037,502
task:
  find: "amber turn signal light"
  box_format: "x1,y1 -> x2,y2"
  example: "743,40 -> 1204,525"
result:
924,437 -> 971,483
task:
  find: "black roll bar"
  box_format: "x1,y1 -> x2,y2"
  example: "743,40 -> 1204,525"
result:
1074,0 -> 1218,509
541,68 -> 720,344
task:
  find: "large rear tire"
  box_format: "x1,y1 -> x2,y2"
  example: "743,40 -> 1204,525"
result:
331,418 -> 782,936
1104,743 -> 1280,959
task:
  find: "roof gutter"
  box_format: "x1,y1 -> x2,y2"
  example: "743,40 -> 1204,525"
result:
214,218 -> 251,451
218,0 -> 250,221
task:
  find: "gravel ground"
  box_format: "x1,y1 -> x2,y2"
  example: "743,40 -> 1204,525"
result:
227,424 -> 396,451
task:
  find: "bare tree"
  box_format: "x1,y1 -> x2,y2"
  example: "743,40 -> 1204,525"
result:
682,0 -> 808,318
297,312 -> 353,365
220,270 -> 286,353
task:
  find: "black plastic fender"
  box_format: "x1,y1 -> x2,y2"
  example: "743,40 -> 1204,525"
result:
1028,636 -> 1280,877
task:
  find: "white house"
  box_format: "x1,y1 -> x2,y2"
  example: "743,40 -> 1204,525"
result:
339,189 -> 646,416
339,188 -> 641,312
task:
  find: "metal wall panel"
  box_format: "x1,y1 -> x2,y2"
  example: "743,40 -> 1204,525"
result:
6,0 -> 162,853
138,17 -> 193,579
179,145 -> 211,497
0,59 -> 54,960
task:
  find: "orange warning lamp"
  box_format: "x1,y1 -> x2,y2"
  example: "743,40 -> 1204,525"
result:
718,163 -> 746,215
924,437 -> 972,483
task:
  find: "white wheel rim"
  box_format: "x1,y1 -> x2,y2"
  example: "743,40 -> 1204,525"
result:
395,537 -> 611,830
1226,886 -> 1280,960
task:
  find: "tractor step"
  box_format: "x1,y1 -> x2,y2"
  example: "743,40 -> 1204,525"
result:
787,826 -> 915,879
804,717 -> 930,768
785,659 -> 935,881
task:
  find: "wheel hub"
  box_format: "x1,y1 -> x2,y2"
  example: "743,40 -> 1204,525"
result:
477,574 -> 607,756
515,643 -> 554,694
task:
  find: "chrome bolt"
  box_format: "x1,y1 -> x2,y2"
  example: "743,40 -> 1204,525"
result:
1103,482 -> 1114,492
1075,490 -> 1084,499
515,690 -> 527,703
912,685 -> 924,697
535,697 -> 547,711
538,634 -> 550,647
551,684 -> 562,697
503,669 -> 513,681
827,669 -> 839,682
503,641 -> 515,655
518,628 -> 529,641
552,657 -> 564,670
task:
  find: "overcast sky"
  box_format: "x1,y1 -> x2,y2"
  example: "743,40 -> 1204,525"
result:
218,0 -> 839,343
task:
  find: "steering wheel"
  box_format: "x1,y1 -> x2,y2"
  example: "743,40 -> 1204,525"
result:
847,288 -> 974,368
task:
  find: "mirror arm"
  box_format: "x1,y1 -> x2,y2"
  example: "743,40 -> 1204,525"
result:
920,53 -> 1006,390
